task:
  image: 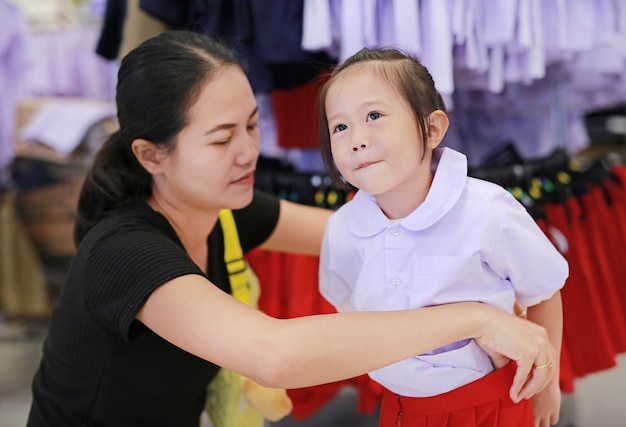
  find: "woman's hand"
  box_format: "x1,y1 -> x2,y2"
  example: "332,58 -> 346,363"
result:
479,300 -> 529,369
478,343 -> 510,370
475,307 -> 557,403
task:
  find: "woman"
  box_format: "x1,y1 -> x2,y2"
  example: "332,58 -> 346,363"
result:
27,31 -> 556,427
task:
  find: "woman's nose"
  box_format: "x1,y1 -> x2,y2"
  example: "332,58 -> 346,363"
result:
236,134 -> 259,164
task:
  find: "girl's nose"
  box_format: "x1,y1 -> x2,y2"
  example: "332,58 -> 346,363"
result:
351,132 -> 369,152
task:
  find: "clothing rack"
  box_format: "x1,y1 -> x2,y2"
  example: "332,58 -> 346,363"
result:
468,147 -> 569,188
255,158 -> 352,210
468,148 -> 571,219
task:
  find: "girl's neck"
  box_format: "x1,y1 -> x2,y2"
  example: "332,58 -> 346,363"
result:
376,170 -> 434,220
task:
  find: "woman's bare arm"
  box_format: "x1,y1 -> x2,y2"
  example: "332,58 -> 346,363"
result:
137,274 -> 555,403
260,199 -> 332,255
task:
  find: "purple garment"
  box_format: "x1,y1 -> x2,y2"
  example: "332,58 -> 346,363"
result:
23,27 -> 117,100
448,0 -> 626,164
0,1 -> 32,177
420,0 -> 454,95
444,76 -> 570,167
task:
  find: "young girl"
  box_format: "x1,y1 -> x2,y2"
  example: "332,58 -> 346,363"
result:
318,48 -> 568,427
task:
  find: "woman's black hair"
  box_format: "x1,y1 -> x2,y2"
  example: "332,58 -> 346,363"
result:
74,30 -> 242,244
318,47 -> 446,189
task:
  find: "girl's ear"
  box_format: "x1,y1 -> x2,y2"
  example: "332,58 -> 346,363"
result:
426,110 -> 450,149
131,139 -> 165,174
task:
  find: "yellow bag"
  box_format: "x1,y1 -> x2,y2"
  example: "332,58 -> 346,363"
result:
205,369 -> 262,427
204,210 -> 292,427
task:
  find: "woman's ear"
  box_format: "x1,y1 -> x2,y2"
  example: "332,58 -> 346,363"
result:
426,110 -> 450,149
131,138 -> 164,173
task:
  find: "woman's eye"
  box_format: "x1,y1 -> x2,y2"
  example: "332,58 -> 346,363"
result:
367,111 -> 382,121
333,123 -> 348,133
213,138 -> 230,145
247,123 -> 258,131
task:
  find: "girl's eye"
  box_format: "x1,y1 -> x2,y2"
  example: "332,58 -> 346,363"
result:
367,111 -> 382,121
247,122 -> 259,131
333,123 -> 348,133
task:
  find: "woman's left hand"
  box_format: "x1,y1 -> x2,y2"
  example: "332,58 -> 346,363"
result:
478,341 -> 510,369
478,301 -> 528,369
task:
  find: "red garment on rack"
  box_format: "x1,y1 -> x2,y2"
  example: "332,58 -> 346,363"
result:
271,72 -> 330,149
600,167 -> 626,343
605,167 -> 626,249
579,184 -> 626,353
544,200 -> 617,378
247,249 -> 383,420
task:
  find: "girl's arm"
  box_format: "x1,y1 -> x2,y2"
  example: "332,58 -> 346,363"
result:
527,291 -> 564,426
137,274 -> 556,403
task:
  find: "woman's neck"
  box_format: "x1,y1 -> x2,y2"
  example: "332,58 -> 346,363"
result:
147,196 -> 219,270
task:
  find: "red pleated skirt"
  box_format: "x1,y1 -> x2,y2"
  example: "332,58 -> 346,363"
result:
544,201 -> 617,377
378,362 -> 534,427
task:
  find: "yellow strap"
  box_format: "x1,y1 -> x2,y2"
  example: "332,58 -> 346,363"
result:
219,209 -> 250,306
207,210 -> 266,427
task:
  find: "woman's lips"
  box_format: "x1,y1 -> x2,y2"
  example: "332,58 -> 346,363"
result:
233,170 -> 255,185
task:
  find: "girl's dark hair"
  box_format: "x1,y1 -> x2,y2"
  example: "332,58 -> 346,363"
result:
74,31 -> 242,244
318,47 -> 446,188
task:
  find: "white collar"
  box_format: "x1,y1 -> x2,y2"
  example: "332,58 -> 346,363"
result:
349,147 -> 468,236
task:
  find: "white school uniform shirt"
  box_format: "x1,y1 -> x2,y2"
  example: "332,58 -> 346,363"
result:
319,147 -> 568,397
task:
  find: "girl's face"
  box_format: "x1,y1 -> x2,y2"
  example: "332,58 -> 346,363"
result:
155,66 -> 260,212
325,66 -> 434,217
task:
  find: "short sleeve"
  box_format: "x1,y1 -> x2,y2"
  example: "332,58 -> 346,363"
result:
491,192 -> 569,306
83,226 -> 204,341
